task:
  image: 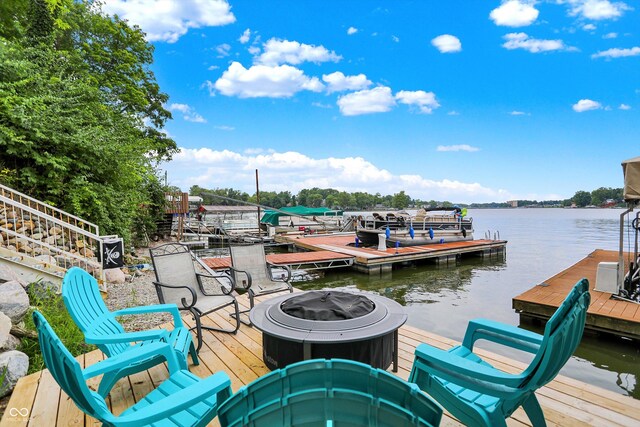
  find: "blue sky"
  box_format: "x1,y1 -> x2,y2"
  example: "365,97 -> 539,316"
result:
102,0 -> 639,203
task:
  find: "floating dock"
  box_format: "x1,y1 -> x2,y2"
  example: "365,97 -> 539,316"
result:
4,289 -> 640,426
203,249 -> 355,271
275,232 -> 507,274
513,249 -> 640,340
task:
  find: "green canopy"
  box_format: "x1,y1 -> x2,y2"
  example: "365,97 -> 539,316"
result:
260,206 -> 343,225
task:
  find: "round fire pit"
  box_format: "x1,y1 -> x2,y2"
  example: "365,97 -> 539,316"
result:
250,291 -> 407,371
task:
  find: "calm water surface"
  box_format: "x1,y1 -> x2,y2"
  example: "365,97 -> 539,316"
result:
297,208 -> 640,399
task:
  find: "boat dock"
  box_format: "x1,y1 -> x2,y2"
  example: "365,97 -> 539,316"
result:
275,232 -> 507,274
3,289 -> 640,426
203,249 -> 355,271
513,249 -> 640,340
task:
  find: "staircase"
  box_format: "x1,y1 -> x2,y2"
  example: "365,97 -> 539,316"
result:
0,183 -> 108,288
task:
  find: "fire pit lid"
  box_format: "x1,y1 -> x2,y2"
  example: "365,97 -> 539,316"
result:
281,291 -> 374,321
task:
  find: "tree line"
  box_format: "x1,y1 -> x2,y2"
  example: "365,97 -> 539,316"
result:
190,185 -> 626,211
0,1 -> 175,241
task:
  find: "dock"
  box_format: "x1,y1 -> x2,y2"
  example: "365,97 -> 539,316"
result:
513,249 -> 640,340
203,249 -> 355,271
3,289 -> 640,426
276,232 -> 507,274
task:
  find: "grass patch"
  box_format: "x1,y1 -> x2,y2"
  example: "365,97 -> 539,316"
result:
19,288 -> 96,375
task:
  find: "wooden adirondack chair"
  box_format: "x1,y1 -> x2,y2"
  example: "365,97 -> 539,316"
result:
149,243 -> 241,351
228,243 -> 293,324
409,278 -> 590,427
62,267 -> 198,396
33,311 -> 232,427
218,358 -> 443,427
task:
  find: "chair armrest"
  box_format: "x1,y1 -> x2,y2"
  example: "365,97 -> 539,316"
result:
115,372 -> 232,426
462,318 -> 543,353
84,329 -> 169,345
196,272 -> 235,295
112,304 -> 184,328
412,343 -> 527,398
228,266 -> 252,291
83,342 -> 182,379
152,281 -> 197,310
268,263 -> 291,283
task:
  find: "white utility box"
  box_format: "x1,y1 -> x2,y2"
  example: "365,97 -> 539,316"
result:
595,262 -> 619,293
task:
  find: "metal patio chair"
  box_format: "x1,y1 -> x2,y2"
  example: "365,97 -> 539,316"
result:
228,243 -> 293,325
149,243 -> 240,352
409,278 -> 590,427
33,311 -> 232,427
218,358 -> 443,427
62,267 -> 198,397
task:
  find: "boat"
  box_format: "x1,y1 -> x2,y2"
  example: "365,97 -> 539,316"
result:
355,207 -> 474,247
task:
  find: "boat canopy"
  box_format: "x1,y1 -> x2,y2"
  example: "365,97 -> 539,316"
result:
622,156 -> 640,202
261,206 -> 343,225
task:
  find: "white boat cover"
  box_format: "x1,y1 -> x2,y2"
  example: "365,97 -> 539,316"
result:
622,157 -> 640,201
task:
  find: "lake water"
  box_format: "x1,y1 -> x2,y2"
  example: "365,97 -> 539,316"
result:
296,208 -> 640,399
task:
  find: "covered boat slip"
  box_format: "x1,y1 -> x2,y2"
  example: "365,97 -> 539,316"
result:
514,249 -> 640,339
4,290 -> 640,426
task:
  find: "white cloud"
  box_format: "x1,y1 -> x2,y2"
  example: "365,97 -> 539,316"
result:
490,0 -> 539,27
502,32 -> 569,53
566,0 -> 631,20
337,87 -> 396,116
216,43 -> 231,57
591,46 -> 640,58
431,34 -> 462,53
582,23 -> 597,30
168,103 -> 206,123
347,27 -> 358,35
201,80 -> 216,96
447,111 -> 460,116
255,38 -> 342,66
395,90 -> 440,114
101,0 -> 235,43
619,104 -> 631,110
603,32 -> 618,38
392,35 -> 400,43
239,28 -> 251,44
312,102 -> 333,109
436,145 -> 480,152
164,148 -> 510,203
322,72 -> 372,93
214,125 -> 235,131
510,110 -> 528,115
207,65 -> 219,70
214,62 -> 324,98
572,99 -> 602,112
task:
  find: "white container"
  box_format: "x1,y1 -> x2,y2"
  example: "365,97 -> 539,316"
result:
595,262 -> 619,293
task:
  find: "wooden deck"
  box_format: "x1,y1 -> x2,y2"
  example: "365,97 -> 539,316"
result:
513,249 -> 640,339
3,290 -> 640,426
276,233 -> 507,274
203,250 -> 355,271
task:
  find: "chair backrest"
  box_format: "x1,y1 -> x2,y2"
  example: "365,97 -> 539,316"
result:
33,311 -> 113,423
218,359 -> 442,427
524,279 -> 591,389
62,267 -> 128,357
229,244 -> 270,288
149,243 -> 204,304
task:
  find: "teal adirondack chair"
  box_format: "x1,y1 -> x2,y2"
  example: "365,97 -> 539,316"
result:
218,358 -> 443,427
409,278 -> 590,427
33,311 -> 232,427
62,266 -> 198,396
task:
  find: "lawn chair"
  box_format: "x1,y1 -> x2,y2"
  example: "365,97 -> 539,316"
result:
229,243 -> 293,324
409,278 -> 590,427
62,267 -> 198,397
149,243 -> 240,351
33,311 -> 232,427
218,358 -> 443,427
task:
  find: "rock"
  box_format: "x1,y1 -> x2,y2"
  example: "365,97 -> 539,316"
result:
26,280 -> 60,300
80,248 -> 95,258
49,226 -> 62,235
104,268 -> 126,284
0,312 -> 12,349
31,232 -> 43,240
76,240 -> 85,249
35,255 -> 57,266
0,265 -> 26,287
1,334 -> 20,351
0,351 -> 29,398
0,281 -> 30,323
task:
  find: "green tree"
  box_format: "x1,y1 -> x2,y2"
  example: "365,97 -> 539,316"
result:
572,191 -> 592,207
391,191 -> 411,209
